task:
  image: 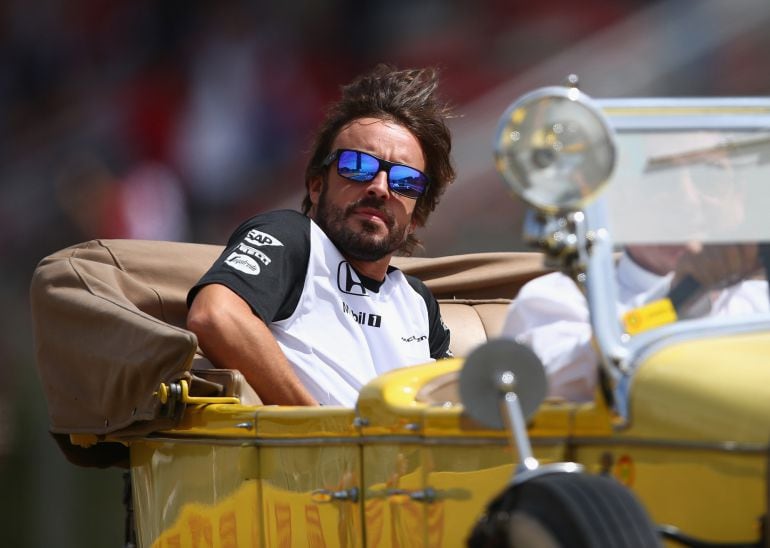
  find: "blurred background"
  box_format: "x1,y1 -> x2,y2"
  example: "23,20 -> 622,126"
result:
1,0 -> 769,545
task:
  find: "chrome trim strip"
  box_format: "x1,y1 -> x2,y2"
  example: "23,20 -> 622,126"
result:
141,434 -> 567,448
597,97 -> 770,130
513,462 -> 584,486
139,434 -> 768,454
143,435 -> 362,446
572,436 -> 769,454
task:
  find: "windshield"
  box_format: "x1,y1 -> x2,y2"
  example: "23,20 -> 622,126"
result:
584,99 -> 770,368
605,130 -> 770,245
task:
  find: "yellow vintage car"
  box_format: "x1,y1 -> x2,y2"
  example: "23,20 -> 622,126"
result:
30,84 -> 770,547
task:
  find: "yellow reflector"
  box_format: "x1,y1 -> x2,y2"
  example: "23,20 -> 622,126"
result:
623,298 -> 678,335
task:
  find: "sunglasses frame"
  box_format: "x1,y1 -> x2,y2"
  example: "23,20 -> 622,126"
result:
322,148 -> 430,199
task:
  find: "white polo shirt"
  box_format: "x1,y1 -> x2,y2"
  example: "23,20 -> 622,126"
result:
189,209 -> 451,406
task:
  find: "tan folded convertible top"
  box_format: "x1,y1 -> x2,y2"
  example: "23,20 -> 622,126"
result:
30,238 -> 547,465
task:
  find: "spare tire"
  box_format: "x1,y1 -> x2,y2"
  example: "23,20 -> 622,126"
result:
467,472 -> 661,548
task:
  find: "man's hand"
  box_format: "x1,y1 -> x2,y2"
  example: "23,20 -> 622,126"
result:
673,243 -> 760,290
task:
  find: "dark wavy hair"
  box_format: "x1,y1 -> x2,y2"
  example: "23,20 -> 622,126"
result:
302,64 -> 455,256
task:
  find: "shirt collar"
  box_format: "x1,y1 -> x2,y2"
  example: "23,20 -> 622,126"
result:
616,251 -> 673,302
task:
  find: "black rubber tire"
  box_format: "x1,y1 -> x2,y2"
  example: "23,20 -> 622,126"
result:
467,472 -> 661,548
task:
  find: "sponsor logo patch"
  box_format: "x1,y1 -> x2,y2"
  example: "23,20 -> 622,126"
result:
401,335 -> 427,343
237,243 -> 272,266
224,252 -> 260,275
342,302 -> 382,327
337,262 -> 367,296
245,229 -> 283,247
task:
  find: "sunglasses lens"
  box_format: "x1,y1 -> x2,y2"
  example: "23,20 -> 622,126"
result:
389,165 -> 428,199
337,150 -> 379,182
335,149 -> 428,199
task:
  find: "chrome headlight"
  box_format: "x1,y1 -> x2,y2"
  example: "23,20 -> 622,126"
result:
494,84 -> 616,212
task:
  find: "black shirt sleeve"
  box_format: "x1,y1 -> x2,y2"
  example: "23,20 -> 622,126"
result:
187,210 -> 311,322
405,274 -> 453,359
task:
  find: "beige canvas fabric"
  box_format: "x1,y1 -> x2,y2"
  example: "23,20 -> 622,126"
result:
392,252 -> 546,300
30,240 -> 221,439
30,238 -> 548,464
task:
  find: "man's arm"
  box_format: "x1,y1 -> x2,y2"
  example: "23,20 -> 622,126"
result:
405,274 -> 452,358
187,283 -> 318,406
673,243 -> 759,290
500,272 -> 598,402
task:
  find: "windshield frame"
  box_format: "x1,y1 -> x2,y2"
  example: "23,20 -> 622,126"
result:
583,97 -> 770,418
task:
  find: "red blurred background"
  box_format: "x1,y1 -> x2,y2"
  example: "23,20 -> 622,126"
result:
1,1 -> 768,545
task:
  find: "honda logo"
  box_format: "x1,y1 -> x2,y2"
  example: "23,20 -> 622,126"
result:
337,262 -> 367,296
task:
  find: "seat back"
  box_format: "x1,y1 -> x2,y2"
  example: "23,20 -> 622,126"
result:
438,298 -> 511,357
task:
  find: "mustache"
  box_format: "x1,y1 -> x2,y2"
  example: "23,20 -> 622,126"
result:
345,197 -> 394,226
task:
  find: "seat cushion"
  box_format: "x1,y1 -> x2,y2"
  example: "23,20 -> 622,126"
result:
439,299 -> 511,357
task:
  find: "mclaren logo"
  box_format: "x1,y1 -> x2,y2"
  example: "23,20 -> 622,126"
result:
337,261 -> 367,296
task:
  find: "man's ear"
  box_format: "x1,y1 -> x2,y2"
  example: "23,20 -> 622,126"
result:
308,175 -> 323,207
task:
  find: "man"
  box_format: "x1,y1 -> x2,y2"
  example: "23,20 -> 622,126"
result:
186,65 -> 454,406
502,243 -> 768,402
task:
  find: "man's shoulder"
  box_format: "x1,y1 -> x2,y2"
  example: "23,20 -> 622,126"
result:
515,271 -> 582,301
235,209 -> 308,230
228,210 -> 310,244
393,268 -> 433,300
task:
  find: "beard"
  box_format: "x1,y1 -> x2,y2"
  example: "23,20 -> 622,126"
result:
314,186 -> 409,262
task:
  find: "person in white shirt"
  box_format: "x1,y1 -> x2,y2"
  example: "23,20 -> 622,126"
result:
501,244 -> 768,402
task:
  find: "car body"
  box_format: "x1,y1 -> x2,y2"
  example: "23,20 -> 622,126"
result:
31,86 -> 770,546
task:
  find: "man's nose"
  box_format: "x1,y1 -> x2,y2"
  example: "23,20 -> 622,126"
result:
366,171 -> 390,199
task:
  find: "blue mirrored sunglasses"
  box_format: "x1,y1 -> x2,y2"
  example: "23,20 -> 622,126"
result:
322,149 -> 430,199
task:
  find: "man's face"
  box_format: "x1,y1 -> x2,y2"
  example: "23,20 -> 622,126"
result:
308,117 -> 424,262
626,244 -> 689,275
